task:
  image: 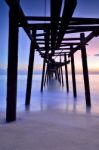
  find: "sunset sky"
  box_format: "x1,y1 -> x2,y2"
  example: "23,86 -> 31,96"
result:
0,0 -> 99,73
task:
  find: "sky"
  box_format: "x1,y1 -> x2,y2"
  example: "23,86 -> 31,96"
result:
0,0 -> 99,73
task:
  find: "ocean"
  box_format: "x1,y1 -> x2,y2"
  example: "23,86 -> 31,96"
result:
0,74 -> 99,117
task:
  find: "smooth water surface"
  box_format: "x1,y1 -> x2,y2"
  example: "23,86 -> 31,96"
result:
0,74 -> 99,116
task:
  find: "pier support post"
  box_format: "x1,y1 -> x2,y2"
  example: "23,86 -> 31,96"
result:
41,58 -> 46,92
6,5 -> 19,122
71,47 -> 77,97
64,54 -> 69,92
60,57 -> 64,87
58,67 -> 61,84
80,33 -> 91,107
25,31 -> 36,106
60,66 -> 64,87
44,68 -> 48,86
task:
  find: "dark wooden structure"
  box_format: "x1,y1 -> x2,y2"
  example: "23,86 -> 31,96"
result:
5,0 -> 99,122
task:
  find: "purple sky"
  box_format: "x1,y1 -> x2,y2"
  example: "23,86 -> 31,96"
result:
0,0 -> 99,73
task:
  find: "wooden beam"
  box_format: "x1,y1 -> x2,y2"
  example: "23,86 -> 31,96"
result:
6,0 -> 36,42
64,54 -> 69,92
41,59 -> 46,92
51,0 -> 62,54
69,31 -> 97,56
6,4 -> 19,122
56,0 -> 77,48
71,47 -> 77,98
25,16 -> 99,23
25,31 -> 36,106
60,57 -> 64,87
80,33 -> 91,107
36,38 -> 80,41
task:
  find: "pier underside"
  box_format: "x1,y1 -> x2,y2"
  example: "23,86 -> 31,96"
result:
4,0 -> 99,122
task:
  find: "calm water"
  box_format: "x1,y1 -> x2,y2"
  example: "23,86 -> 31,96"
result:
0,74 -> 99,116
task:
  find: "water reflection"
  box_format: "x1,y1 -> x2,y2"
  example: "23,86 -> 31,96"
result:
24,78 -> 92,115
1,74 -> 99,116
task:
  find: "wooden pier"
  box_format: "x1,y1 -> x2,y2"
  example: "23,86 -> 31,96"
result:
5,0 -> 99,122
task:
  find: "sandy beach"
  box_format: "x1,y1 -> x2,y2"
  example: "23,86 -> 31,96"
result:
0,111 -> 99,150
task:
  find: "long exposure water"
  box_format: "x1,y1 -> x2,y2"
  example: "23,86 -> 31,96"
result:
0,74 -> 99,118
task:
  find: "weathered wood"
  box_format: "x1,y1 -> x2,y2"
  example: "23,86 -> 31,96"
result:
71,48 -> 77,97
44,68 -> 48,86
6,5 -> 19,122
25,31 -> 36,106
56,0 -> 77,48
60,57 -> 64,86
26,16 -> 99,23
6,0 -> 33,41
57,68 -> 61,84
64,54 -> 69,92
36,38 -> 80,41
69,31 -> 97,56
41,59 -> 46,92
51,0 -> 62,53
60,66 -> 64,87
80,33 -> 91,107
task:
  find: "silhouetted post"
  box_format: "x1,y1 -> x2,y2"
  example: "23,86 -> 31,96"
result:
25,31 -> 36,106
6,4 -> 19,122
57,68 -> 59,83
60,66 -> 64,87
47,67 -> 49,85
44,68 -> 47,86
60,57 -> 64,87
41,59 -> 46,92
64,54 -> 69,92
80,33 -> 91,107
55,69 -> 58,80
58,67 -> 61,84
71,46 -> 77,97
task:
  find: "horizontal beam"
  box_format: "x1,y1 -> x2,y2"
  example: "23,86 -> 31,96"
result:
56,0 -> 77,48
37,42 -> 80,45
6,0 -> 39,50
6,0 -> 32,40
36,38 -> 80,41
26,16 -> 99,23
37,49 -> 70,52
69,31 -> 99,56
68,26 -> 99,31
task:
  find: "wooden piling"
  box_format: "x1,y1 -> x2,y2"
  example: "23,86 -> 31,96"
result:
60,66 -> 64,87
41,59 -> 46,92
60,57 -> 64,86
6,6 -> 19,122
25,31 -> 36,106
58,67 -> 61,84
71,47 -> 77,97
44,68 -> 48,86
80,33 -> 91,107
64,54 -> 69,92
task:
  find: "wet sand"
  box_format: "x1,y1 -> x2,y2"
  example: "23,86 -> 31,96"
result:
0,111 -> 99,150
